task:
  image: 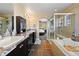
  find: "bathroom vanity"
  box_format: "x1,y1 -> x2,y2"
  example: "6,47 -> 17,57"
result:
6,36 -> 28,56
0,30 -> 36,56
0,15 -> 37,56
7,31 -> 36,56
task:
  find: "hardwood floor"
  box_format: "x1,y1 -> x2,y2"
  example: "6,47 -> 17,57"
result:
31,40 -> 53,56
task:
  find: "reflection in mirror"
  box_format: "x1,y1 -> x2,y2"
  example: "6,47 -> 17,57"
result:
0,16 -> 14,38
55,15 -> 73,39
5,16 -> 14,36
0,3 -> 14,40
0,17 -> 9,36
48,13 -> 74,40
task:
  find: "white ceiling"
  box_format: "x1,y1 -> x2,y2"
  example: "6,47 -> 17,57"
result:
0,3 -> 72,18
23,3 -> 72,19
0,3 -> 13,15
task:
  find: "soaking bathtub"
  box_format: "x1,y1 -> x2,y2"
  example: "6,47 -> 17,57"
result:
51,38 -> 79,56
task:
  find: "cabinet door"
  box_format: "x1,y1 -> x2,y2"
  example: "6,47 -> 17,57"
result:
19,39 -> 28,56
7,41 -> 25,56
7,35 -> 35,56
16,40 -> 26,56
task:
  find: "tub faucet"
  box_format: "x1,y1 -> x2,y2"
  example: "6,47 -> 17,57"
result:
72,32 -> 76,41
71,32 -> 79,41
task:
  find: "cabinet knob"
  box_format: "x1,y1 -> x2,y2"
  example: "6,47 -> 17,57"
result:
19,44 -> 23,48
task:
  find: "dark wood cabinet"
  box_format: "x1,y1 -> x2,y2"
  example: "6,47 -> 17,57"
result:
7,32 -> 36,56
7,39 -> 28,56
27,32 -> 36,54
16,16 -> 26,34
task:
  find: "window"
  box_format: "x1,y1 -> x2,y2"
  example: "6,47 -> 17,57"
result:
65,15 -> 71,26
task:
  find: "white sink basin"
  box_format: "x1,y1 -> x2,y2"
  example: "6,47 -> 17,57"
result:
0,36 -> 24,49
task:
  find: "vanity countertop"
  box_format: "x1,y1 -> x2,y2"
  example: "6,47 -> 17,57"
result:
0,30 -> 35,56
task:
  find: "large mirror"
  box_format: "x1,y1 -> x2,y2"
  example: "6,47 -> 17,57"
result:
0,3 -> 14,38
0,17 -> 8,35
0,16 -> 14,37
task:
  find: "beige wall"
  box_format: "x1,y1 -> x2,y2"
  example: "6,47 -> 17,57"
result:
13,4 -> 26,18
25,9 -> 37,29
25,8 -> 50,29
13,4 -> 26,34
